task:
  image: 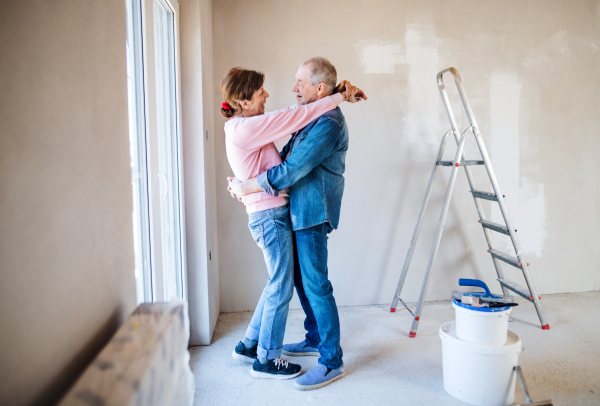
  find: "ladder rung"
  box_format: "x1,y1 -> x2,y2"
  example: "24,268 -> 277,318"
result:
436,160 -> 484,167
488,249 -> 529,269
497,279 -> 541,302
479,220 -> 515,235
461,160 -> 484,166
471,190 -> 503,201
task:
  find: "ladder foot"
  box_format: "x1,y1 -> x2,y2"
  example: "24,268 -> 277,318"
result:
409,331 -> 417,338
390,307 -> 396,313
542,324 -> 550,330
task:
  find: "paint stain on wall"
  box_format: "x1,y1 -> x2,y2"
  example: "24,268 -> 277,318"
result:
518,180 -> 547,258
354,25 -> 441,149
404,25 -> 441,147
489,73 -> 546,257
354,39 -> 404,74
524,30 -> 599,70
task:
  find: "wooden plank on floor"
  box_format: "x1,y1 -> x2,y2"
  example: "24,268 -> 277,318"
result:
59,300 -> 194,406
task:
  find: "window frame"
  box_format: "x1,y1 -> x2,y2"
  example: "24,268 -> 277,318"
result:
128,0 -> 188,303
126,0 -> 153,304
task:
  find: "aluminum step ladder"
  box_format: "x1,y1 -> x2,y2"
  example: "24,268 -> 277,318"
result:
390,67 -> 549,337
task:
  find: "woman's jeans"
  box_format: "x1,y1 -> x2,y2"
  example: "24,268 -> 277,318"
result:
245,204 -> 294,360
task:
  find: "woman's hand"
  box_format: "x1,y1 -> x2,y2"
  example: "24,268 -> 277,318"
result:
228,176 -> 263,199
337,80 -> 368,103
227,177 -> 243,201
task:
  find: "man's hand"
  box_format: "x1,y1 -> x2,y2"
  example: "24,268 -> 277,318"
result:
227,176 -> 262,198
335,80 -> 368,103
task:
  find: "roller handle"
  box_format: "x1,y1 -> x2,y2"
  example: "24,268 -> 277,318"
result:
458,278 -> 491,296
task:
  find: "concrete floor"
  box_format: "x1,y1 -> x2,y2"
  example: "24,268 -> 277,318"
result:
189,291 -> 600,405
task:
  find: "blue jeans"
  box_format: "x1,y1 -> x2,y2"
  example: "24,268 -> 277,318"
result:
245,205 -> 294,359
294,223 -> 343,369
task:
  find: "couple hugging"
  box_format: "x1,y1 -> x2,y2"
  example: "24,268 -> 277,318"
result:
222,57 -> 366,390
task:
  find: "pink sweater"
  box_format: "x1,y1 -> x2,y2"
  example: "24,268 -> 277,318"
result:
224,93 -> 343,213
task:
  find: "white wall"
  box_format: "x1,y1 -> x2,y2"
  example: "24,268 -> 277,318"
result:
212,0 -> 600,313
0,1 -> 136,404
179,0 -> 220,346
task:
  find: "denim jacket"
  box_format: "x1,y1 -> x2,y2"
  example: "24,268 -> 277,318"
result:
257,106 -> 348,231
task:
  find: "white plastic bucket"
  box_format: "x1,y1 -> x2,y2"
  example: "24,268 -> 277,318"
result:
453,300 -> 512,346
440,321 -> 522,406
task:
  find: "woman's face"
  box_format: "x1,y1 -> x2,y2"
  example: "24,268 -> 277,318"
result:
241,86 -> 269,117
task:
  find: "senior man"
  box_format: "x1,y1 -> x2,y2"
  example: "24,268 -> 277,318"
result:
228,57 -> 366,390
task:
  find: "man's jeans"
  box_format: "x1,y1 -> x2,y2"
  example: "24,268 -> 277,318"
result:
245,205 -> 294,359
293,223 -> 343,369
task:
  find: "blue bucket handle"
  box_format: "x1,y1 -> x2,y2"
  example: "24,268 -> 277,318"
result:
458,278 -> 491,296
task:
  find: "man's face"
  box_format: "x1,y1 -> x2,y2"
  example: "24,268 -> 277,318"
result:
293,65 -> 320,105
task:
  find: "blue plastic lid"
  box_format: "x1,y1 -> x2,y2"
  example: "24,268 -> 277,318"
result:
453,299 -> 512,313
458,278 -> 503,300
461,291 -> 503,299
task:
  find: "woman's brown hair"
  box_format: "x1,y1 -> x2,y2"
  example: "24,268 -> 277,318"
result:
220,67 -> 265,118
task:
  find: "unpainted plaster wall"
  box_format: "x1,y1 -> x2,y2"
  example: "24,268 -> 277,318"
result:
179,0 -> 220,346
212,0 -> 600,312
0,1 -> 136,404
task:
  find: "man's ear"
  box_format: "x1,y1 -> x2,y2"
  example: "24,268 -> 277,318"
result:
316,83 -> 327,96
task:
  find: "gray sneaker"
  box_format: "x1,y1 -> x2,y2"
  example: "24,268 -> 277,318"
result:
282,340 -> 320,357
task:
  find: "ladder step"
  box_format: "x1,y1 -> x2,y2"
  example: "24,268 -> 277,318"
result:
497,279 -> 541,302
479,220 -> 515,235
471,190 -> 503,201
436,160 -> 484,167
488,249 -> 529,269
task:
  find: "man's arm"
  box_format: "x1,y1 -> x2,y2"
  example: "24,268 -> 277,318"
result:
258,118 -> 340,196
227,133 -> 295,198
228,120 -> 339,198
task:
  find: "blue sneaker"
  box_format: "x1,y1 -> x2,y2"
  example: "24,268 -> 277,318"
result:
282,340 -> 320,357
294,364 -> 346,390
232,341 -> 257,364
250,358 -> 302,380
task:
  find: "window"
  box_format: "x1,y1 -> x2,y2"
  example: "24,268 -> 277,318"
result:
125,0 -> 186,304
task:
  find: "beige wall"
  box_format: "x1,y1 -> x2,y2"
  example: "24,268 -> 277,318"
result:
0,1 -> 136,405
213,0 -> 600,312
179,0 -> 220,345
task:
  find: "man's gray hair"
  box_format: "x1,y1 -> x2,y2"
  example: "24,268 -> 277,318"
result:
301,57 -> 337,95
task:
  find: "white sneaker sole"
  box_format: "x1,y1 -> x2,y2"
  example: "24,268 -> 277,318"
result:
250,369 -> 302,380
231,350 -> 255,364
282,350 -> 320,357
294,371 -> 346,390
